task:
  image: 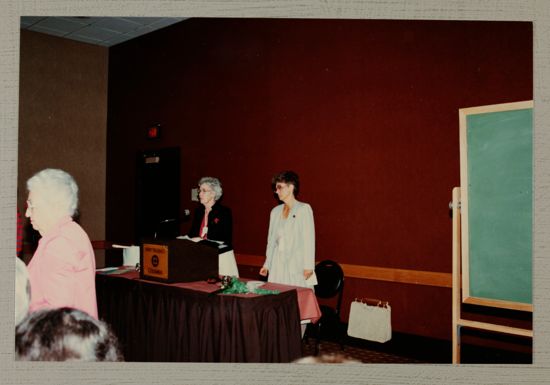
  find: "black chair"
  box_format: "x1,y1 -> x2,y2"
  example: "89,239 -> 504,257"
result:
309,259 -> 345,354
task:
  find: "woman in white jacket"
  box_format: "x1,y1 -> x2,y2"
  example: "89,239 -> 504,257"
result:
260,171 -> 316,288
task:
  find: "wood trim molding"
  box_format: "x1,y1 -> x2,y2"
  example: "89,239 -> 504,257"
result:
342,264 -> 452,288
235,253 -> 452,288
89,244 -> 452,288
457,318 -> 533,337
463,296 -> 533,312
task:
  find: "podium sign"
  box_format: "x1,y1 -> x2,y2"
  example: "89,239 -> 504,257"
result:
140,238 -> 218,283
142,244 -> 169,279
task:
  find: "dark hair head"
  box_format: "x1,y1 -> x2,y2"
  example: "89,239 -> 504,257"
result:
272,171 -> 300,197
15,307 -> 123,361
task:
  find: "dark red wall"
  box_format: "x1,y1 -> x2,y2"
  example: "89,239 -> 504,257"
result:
106,18 -> 532,339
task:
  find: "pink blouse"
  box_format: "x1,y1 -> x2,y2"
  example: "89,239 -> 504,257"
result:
27,216 -> 98,319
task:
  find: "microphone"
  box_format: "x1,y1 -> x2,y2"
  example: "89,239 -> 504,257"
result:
159,218 -> 176,224
154,218 -> 177,239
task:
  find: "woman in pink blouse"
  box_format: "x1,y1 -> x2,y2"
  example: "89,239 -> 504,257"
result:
24,168 -> 97,319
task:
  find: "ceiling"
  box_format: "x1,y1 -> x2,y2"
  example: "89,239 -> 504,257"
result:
20,16 -> 187,47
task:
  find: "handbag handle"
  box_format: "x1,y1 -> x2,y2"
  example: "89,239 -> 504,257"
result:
354,297 -> 389,308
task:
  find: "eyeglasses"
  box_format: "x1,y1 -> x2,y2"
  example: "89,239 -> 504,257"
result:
274,184 -> 288,191
26,200 -> 35,211
199,188 -> 213,194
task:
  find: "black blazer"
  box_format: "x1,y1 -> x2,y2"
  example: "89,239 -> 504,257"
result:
189,202 -> 233,252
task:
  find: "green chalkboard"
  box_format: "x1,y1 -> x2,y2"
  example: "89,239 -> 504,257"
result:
459,101 -> 532,311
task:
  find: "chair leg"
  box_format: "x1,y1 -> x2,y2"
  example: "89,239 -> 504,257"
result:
338,334 -> 345,351
303,323 -> 313,342
338,321 -> 345,351
315,322 -> 321,355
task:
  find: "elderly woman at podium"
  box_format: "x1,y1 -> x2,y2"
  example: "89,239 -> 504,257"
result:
189,176 -> 239,277
24,168 -> 97,319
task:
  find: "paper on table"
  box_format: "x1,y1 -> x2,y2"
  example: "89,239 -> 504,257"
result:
176,235 -> 226,248
108,267 -> 135,275
96,267 -> 135,275
176,235 -> 213,243
97,267 -> 118,272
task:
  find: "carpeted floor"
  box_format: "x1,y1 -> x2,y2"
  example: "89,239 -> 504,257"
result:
301,338 -> 421,363
300,332 -> 532,364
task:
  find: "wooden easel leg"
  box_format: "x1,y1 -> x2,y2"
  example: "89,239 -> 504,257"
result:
451,187 -> 461,364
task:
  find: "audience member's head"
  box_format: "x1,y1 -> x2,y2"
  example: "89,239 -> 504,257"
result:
15,257 -> 31,325
26,168 -> 79,236
15,307 -> 123,361
293,353 -> 361,364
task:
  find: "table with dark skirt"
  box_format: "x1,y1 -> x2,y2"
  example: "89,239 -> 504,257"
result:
95,270 -> 320,363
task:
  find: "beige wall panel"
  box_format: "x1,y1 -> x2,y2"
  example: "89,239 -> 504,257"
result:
18,30 -> 108,262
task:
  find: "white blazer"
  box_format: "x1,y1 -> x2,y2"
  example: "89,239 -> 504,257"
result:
264,201 -> 316,276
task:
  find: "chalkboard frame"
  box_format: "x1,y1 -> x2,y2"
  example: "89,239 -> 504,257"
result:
459,100 -> 533,312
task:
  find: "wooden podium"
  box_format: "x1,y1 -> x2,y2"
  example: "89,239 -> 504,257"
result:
140,238 -> 218,283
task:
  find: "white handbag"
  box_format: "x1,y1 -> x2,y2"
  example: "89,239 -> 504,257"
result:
347,298 -> 392,343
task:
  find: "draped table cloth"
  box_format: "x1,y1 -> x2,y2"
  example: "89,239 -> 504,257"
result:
95,270 -> 320,362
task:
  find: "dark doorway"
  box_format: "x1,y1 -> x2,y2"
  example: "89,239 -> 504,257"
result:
135,147 -> 180,242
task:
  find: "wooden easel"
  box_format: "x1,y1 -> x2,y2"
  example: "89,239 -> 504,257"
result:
451,187 -> 533,364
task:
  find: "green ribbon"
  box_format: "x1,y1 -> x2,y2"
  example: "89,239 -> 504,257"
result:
220,277 -> 279,295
